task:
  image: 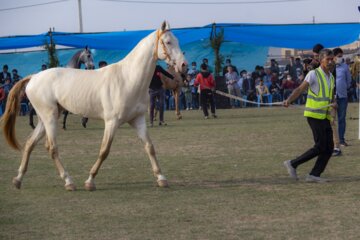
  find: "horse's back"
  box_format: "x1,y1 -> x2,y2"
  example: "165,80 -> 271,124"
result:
27,68 -> 104,116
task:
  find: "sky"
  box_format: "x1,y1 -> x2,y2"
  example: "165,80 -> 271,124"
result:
0,0 -> 359,37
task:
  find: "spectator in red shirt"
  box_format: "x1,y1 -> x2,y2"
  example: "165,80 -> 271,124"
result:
281,74 -> 296,100
194,64 -> 217,119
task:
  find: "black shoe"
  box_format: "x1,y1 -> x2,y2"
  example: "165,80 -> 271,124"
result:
212,114 -> 217,118
340,142 -> 349,147
29,123 -> 35,129
159,121 -> 167,126
332,149 -> 342,156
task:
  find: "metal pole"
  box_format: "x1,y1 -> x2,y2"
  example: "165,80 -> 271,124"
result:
78,0 -> 83,33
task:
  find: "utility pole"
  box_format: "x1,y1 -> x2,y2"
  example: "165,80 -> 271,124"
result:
78,0 -> 83,33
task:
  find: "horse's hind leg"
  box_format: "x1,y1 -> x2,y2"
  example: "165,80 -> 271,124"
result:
13,120 -> 46,189
174,89 -> 182,120
130,115 -> 168,187
42,113 -> 76,191
84,119 -> 119,191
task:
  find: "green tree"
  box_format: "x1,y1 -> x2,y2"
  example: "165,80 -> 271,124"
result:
210,24 -> 224,77
44,29 -> 59,68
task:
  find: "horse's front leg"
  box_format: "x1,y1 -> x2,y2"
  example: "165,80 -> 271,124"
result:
129,115 -> 168,187
84,119 -> 119,191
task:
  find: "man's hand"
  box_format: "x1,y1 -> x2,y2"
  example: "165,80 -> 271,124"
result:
283,99 -> 290,107
331,101 -> 338,109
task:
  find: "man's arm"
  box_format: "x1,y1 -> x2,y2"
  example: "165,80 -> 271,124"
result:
283,81 -> 309,107
345,65 -> 352,89
158,66 -> 174,79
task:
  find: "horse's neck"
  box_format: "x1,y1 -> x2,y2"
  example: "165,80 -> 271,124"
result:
67,51 -> 81,69
121,32 -> 158,88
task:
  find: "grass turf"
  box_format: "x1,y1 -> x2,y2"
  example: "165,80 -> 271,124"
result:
0,103 -> 359,240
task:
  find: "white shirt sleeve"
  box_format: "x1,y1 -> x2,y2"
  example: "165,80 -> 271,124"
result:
305,70 -> 319,95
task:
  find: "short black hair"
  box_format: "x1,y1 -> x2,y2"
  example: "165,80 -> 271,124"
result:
200,63 -> 208,70
98,61 -> 108,67
313,43 -> 324,54
303,58 -> 312,64
240,70 -> 247,75
191,61 -> 196,65
332,47 -> 343,56
3,65 -> 8,69
12,69 -> 18,73
225,58 -> 231,63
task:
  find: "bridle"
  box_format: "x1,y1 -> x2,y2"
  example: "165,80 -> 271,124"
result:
154,29 -> 172,63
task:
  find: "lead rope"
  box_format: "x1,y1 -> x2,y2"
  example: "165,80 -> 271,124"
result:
213,89 -> 334,110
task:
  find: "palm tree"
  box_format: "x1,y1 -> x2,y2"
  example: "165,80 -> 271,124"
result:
44,28 -> 59,68
210,24 -> 224,77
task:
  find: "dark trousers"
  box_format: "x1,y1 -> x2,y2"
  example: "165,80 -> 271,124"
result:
29,108 -> 36,126
337,97 -> 348,144
149,88 -> 165,123
291,117 -> 334,177
200,89 -> 215,117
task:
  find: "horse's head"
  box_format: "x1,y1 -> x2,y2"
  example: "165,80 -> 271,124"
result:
80,46 -> 95,69
155,21 -> 187,73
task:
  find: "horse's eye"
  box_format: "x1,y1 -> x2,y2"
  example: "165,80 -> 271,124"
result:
87,55 -> 91,58
166,41 -> 171,45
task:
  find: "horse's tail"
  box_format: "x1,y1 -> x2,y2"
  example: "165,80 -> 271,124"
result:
1,75 -> 32,150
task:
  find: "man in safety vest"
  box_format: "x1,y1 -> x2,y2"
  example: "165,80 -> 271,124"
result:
283,49 -> 336,183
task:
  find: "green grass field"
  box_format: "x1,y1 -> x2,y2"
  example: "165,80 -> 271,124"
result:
1,103 -> 359,240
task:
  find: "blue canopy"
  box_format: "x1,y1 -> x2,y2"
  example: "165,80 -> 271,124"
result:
0,23 -> 359,50
214,23 -> 360,49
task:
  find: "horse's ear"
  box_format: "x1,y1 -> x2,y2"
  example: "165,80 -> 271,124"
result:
85,45 -> 88,50
161,21 -> 170,32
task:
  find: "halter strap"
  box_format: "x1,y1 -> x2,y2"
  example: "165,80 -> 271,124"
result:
154,29 -> 172,62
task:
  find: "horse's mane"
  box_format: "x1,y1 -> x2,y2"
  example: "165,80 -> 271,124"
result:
67,50 -> 83,69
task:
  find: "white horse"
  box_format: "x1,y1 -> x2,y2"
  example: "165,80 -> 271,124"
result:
2,21 -> 187,191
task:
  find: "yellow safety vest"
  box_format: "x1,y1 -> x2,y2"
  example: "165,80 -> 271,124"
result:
304,68 -> 334,120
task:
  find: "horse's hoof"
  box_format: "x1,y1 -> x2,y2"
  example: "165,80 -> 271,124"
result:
157,179 -> 169,188
176,115 -> 182,120
65,183 -> 77,191
84,182 -> 96,191
12,178 -> 21,189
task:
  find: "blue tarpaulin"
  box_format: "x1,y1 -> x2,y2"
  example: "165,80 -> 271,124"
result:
0,23 -> 359,50
0,40 -> 269,76
214,23 -> 360,49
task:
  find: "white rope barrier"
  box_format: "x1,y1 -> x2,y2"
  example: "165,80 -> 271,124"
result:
214,90 -> 283,107
214,89 -> 334,110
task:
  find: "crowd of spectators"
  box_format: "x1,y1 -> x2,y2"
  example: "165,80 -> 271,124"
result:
169,54 -> 360,110
0,64 -> 24,115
